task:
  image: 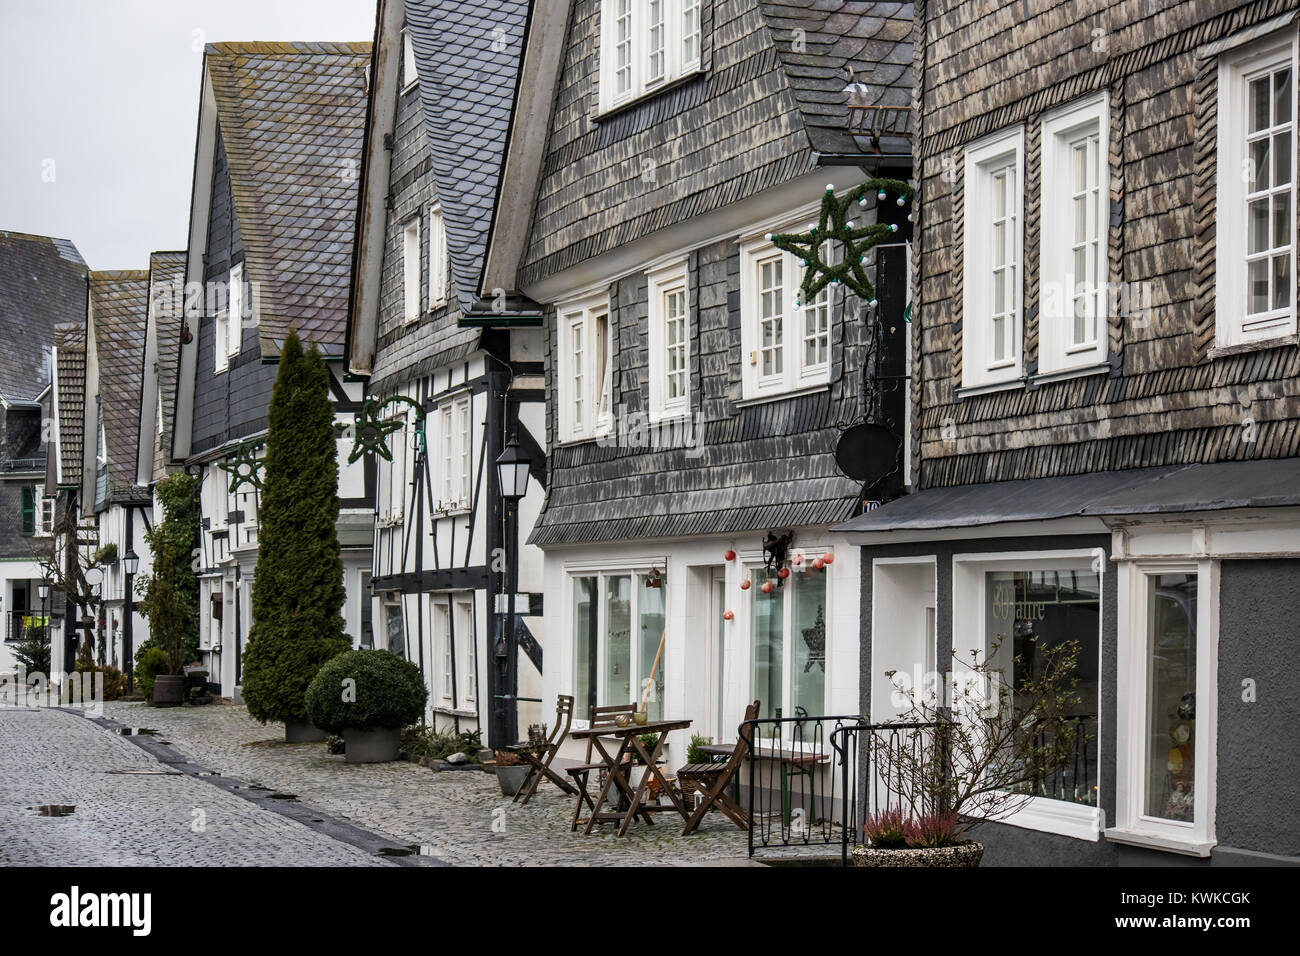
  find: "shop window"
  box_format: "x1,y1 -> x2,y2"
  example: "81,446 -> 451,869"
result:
571,569 -> 666,722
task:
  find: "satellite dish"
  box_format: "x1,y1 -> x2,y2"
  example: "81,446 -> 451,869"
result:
835,423 -> 900,482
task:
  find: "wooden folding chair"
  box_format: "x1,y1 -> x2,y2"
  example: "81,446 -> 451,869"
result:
566,703 -> 644,831
506,694 -> 576,805
677,700 -> 760,835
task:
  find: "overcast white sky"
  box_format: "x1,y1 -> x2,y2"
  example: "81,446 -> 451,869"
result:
0,0 -> 377,270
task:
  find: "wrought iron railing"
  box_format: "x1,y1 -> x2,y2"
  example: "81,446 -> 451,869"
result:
1021,714 -> 1098,806
739,714 -> 943,865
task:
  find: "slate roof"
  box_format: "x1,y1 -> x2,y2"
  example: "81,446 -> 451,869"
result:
205,42 -> 371,357
90,271 -> 150,502
757,0 -> 914,155
406,0 -> 529,313
148,251 -> 186,462
54,327 -> 86,488
0,230 -> 87,403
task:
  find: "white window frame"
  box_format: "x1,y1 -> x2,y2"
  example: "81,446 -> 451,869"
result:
1109,559 -> 1219,857
210,465 -> 229,530
739,224 -> 835,400
950,548 -> 1106,841
1216,32 -> 1299,347
455,597 -> 476,706
647,260 -> 691,421
403,218 -> 421,324
36,484 -> 54,537
556,294 -> 613,442
1039,94 -> 1109,374
381,407 -> 408,524
435,393 -> 471,514
227,263 -> 244,360
962,126 -> 1025,388
598,0 -> 703,113
401,27 -> 418,92
433,599 -> 453,705
427,204 -> 448,308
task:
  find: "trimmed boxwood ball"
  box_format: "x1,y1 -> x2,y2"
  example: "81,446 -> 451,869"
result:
305,650 -> 428,733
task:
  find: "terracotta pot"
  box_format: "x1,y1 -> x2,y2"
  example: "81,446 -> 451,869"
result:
851,841 -> 984,868
284,720 -> 327,743
152,675 -> 184,707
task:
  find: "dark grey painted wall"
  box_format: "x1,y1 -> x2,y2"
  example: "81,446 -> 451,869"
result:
1216,558 -> 1300,859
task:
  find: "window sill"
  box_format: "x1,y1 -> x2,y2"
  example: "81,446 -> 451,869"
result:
989,795 -> 1103,841
1105,827 -> 1215,858
1027,361 -> 1112,389
734,383 -> 829,409
954,376 -> 1026,400
647,408 -> 692,426
593,68 -> 706,123
1207,332 -> 1299,359
432,506 -> 472,519
433,705 -> 476,719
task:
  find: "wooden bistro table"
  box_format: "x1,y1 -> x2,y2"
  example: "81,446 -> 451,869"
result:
568,718 -> 692,836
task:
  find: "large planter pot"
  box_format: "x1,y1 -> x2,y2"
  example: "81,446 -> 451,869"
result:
851,841 -> 984,868
284,720 -> 327,744
496,764 -> 531,797
343,726 -> 401,763
152,675 -> 185,707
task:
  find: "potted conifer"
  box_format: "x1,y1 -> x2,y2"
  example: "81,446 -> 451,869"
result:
135,472 -> 201,706
241,332 -> 351,741
305,649 -> 427,762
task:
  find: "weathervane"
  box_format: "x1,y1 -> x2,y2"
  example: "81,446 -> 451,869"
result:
767,177 -> 913,306
344,395 -> 426,464
218,440 -> 265,493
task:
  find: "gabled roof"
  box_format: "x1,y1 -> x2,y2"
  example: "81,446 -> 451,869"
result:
0,230 -> 87,403
757,0 -> 914,155
407,0 -> 530,314
53,327 -> 86,489
89,271 -> 149,502
148,251 -> 186,462
205,42 -> 371,357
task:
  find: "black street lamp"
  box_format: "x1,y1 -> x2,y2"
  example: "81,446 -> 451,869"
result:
37,580 -> 50,664
493,433 -> 531,749
122,548 -> 139,694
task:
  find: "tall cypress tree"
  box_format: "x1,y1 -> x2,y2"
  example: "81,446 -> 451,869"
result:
241,330 -> 350,725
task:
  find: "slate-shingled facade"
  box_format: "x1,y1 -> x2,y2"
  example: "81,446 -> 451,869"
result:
346,0 -> 544,747
484,0 -> 914,755
838,0 -> 1300,865
171,42 -> 375,697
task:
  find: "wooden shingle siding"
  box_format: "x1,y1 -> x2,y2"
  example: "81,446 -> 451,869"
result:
916,0 -> 1300,490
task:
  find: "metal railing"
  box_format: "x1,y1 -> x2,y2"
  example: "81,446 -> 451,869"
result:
740,714 -> 943,865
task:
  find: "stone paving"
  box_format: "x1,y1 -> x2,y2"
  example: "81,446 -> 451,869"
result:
0,706 -> 387,867
102,700 -> 759,866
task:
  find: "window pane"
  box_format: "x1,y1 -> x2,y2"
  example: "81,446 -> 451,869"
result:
1274,131 -> 1292,186
1144,573 -> 1198,822
1274,253 -> 1291,311
1249,258 -> 1270,314
985,567 -> 1101,805
646,0 -> 664,82
638,573 -> 666,722
1250,138 -> 1270,190
750,569 -> 783,737
606,575 -> 632,706
791,569 -> 826,720
1276,67 -> 1292,125
1251,76 -> 1271,132
573,577 -> 598,713
1274,192 -> 1292,249
1249,199 -> 1270,253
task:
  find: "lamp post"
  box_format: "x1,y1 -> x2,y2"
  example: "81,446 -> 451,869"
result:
493,433 -> 531,749
122,547 -> 139,694
38,580 -> 50,665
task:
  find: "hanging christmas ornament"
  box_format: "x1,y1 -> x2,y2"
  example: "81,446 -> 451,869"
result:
777,567 -> 791,580
218,440 -> 265,494
760,580 -> 774,594
345,394 -> 427,464
813,558 -> 825,570
822,552 -> 835,565
724,549 -> 736,561
722,610 -> 734,621
768,177 -> 912,304
792,552 -> 804,566
740,579 -> 751,591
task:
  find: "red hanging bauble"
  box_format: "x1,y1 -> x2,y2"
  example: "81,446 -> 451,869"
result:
740,579 -> 751,590
722,610 -> 734,621
760,580 -> 774,594
777,567 -> 790,580
724,549 -> 736,561
822,552 -> 835,565
813,558 -> 825,570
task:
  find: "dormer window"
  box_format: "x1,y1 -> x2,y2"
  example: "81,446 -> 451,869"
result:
402,28 -> 418,91
599,0 -> 703,112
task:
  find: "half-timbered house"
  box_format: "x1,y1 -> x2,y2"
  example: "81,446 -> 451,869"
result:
838,0 -> 1300,865
482,0 -> 914,759
170,42 -> 374,698
346,0 -> 544,746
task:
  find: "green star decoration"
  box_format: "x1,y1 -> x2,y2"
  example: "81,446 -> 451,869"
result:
218,440 -> 265,494
344,395 -> 426,464
768,177 -> 913,306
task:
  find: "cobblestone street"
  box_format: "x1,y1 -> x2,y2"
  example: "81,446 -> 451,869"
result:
0,707 -> 388,867
100,701 -> 757,866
